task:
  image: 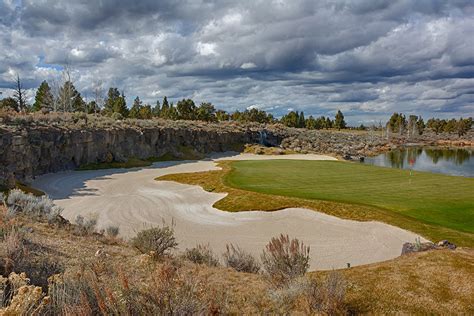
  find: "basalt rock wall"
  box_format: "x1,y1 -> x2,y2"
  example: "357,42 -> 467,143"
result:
0,125 -> 282,188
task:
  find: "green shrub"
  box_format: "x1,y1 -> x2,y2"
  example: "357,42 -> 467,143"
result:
223,244 -> 260,273
111,112 -> 124,121
261,234 -> 310,286
183,244 -> 220,267
131,226 -> 177,258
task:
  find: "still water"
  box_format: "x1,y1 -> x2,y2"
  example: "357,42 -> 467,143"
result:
364,147 -> 474,177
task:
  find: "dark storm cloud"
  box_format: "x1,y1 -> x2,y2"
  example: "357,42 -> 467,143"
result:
0,0 -> 473,123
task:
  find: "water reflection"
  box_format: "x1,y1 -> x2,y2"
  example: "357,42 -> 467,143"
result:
365,147 -> 474,177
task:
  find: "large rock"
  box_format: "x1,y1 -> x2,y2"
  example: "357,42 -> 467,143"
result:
0,124 -> 283,187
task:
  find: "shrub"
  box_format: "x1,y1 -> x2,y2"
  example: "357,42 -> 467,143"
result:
105,225 -> 120,238
44,263 -> 209,315
131,226 -> 177,258
72,112 -> 87,123
111,112 -> 124,121
268,272 -> 347,314
307,271 -> 347,314
268,276 -> 312,313
223,244 -> 260,273
261,234 -> 310,285
74,215 -> 98,235
146,262 -> 207,314
183,244 -> 220,267
0,192 -> 5,205
1,229 -> 28,275
5,189 -> 62,223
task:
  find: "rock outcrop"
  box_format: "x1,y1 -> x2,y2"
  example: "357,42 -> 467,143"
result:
0,123 -> 283,188
1,114 -> 472,189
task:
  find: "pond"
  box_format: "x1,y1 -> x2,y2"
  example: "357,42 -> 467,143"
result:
364,146 -> 474,177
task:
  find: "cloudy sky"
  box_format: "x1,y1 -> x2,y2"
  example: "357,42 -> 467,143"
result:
0,0 -> 473,124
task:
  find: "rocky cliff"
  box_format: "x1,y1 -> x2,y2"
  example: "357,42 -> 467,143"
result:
0,122 -> 283,188
1,113 -> 472,189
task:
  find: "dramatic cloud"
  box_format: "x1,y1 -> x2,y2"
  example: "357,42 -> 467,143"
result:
0,0 -> 473,123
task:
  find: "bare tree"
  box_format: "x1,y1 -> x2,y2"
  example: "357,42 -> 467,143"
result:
93,79 -> 104,114
13,74 -> 28,112
50,77 -> 61,112
59,64 -> 73,112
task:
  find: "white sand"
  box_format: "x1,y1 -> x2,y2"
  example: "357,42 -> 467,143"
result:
33,152 -> 424,270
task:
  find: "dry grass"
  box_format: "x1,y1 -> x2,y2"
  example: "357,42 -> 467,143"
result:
77,146 -> 204,171
243,144 -> 297,155
157,161 -> 474,246
1,204 -> 473,313
337,248 -> 474,314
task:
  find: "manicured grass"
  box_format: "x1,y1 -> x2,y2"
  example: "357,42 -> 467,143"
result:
226,160 -> 474,235
159,160 -> 474,246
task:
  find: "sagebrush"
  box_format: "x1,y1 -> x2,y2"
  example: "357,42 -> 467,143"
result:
261,234 -> 310,285
223,244 -> 260,273
131,225 -> 178,258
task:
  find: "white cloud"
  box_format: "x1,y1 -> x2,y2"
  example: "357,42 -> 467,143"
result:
240,62 -> 257,69
197,42 -> 218,56
0,0 -> 472,123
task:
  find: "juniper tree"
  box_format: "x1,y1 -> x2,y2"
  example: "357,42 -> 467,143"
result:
32,80 -> 54,112
129,96 -> 143,119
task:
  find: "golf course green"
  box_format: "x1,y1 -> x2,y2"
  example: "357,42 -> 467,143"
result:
225,160 -> 474,235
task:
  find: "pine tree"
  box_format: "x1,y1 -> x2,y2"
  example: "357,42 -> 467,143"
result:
160,96 -> 170,118
325,117 -> 332,129
114,92 -> 129,117
59,81 -> 79,112
298,111 -> 305,128
33,81 -> 54,112
129,96 -> 143,119
281,111 -> 299,128
306,115 -> 317,129
334,110 -> 346,130
139,104 -> 153,119
168,102 -> 178,120
103,88 -> 128,117
72,93 -> 86,112
176,98 -> 197,120
104,88 -> 121,115
196,102 -> 216,122
152,100 -> 161,117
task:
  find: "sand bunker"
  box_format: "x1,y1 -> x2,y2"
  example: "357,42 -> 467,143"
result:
33,152 -> 424,270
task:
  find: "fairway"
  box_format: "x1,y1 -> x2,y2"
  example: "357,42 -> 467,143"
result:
226,160 -> 474,235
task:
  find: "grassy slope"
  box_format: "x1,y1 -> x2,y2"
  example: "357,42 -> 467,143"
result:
337,248 -> 474,314
158,161 -> 474,247
3,209 -> 473,314
226,160 -> 474,234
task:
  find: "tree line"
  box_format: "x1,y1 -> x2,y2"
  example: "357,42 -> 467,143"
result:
0,76 -> 471,135
387,112 -> 472,137
280,110 -> 346,130
0,76 -> 348,128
